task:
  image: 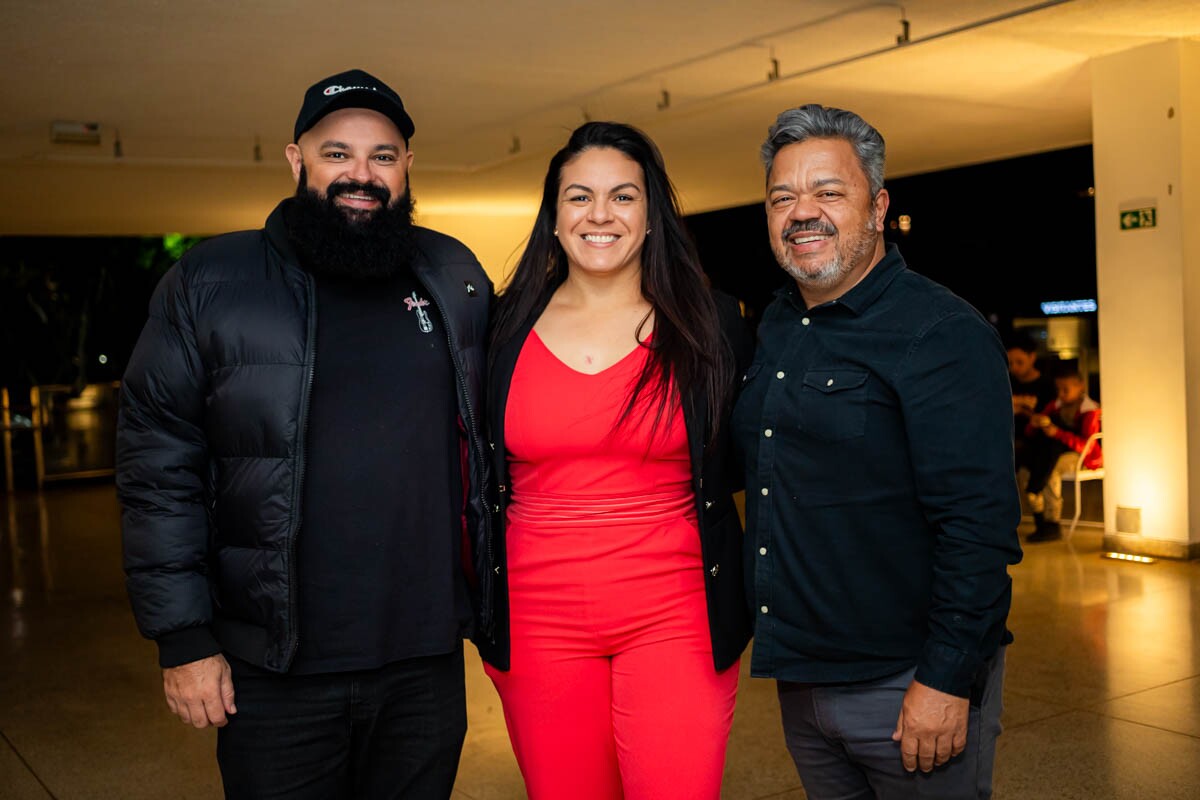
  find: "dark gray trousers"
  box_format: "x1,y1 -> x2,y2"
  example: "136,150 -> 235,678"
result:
777,648 -> 1006,800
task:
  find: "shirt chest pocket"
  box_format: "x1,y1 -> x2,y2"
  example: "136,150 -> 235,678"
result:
796,368 -> 870,442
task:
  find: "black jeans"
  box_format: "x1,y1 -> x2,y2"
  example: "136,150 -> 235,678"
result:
217,644 -> 467,800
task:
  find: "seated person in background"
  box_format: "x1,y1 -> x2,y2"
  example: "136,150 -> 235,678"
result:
1006,333 -> 1057,459
1019,365 -> 1102,542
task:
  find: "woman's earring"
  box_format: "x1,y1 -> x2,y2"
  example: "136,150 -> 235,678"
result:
553,228 -> 559,236
646,228 -> 652,234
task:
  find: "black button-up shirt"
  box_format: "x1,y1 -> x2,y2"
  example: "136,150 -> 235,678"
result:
733,245 -> 1022,697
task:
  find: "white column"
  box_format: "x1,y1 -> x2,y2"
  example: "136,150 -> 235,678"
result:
1093,39 -> 1200,558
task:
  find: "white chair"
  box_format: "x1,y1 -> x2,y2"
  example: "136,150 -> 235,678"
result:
1061,432 -> 1103,536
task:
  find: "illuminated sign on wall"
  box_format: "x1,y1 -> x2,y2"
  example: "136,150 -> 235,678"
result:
1041,299 -> 1098,315
1120,208 -> 1156,230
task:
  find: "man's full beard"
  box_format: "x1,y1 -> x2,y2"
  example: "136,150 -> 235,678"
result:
284,168 -> 418,280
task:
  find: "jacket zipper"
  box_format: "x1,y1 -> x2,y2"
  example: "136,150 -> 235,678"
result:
283,273 -> 316,670
420,276 -> 494,638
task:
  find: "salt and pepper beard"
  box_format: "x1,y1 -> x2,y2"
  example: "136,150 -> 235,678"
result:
776,215 -> 879,290
284,165 -> 417,280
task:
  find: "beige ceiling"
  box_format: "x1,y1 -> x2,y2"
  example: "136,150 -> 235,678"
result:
2,0 -> 1199,246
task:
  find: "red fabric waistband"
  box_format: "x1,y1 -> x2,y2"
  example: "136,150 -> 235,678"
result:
507,487 -> 695,528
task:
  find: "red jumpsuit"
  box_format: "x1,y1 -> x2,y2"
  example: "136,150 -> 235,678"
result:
484,331 -> 739,799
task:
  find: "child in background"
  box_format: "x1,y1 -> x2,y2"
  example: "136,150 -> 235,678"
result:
1020,366 -> 1102,542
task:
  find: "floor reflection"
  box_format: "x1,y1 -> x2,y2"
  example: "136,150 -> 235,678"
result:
2,486 -> 1200,799
5,491 -> 51,595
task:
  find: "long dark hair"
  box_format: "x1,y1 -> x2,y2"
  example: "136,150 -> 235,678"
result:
490,121 -> 731,444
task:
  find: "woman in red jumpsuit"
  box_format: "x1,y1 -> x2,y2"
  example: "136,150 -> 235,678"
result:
477,121 -> 752,799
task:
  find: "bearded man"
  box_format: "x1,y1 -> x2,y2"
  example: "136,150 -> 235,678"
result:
116,69 -> 492,799
733,105 -> 1021,800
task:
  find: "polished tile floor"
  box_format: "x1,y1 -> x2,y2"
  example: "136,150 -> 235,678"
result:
2,484 -> 1199,799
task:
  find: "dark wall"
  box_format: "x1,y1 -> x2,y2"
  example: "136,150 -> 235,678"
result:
686,144 -> 1097,330
0,236 -> 196,390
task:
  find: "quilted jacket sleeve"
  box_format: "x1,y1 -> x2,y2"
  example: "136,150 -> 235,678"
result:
116,262 -> 221,668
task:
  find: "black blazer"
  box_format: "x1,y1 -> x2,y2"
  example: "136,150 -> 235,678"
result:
474,290 -> 753,672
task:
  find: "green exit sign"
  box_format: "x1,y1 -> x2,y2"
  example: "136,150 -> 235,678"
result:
1120,208 -> 1157,230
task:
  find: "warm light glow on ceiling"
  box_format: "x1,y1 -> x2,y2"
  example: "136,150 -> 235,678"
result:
417,200 -> 538,218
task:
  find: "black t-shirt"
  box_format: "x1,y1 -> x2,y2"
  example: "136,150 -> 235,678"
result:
290,270 -> 469,674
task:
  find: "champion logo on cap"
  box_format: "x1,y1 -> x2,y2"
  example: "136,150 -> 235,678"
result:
323,84 -> 377,97
296,69 -> 414,142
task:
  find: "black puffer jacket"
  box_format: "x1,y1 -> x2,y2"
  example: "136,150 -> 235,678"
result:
117,200 -> 492,672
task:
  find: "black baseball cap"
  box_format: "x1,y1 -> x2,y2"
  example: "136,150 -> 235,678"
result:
293,69 -> 415,142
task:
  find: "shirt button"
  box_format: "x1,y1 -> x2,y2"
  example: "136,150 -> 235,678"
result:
761,487 -> 769,496
826,378 -> 834,387
759,547 -> 767,556
764,428 -> 773,438
760,606 -> 769,614
802,318 -> 811,326
776,371 -> 785,379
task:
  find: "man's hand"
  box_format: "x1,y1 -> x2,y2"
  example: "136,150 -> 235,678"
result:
891,679 -> 969,773
163,654 -> 237,729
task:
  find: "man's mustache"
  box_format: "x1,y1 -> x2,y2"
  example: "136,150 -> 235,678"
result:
325,180 -> 391,206
782,220 -> 837,240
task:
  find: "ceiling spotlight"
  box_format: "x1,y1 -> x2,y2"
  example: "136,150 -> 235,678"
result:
767,53 -> 780,82
898,214 -> 912,233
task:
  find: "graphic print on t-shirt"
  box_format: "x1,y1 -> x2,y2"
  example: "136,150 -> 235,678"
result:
404,291 -> 434,333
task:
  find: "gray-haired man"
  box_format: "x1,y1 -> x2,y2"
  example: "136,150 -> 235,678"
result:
733,105 -> 1022,798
